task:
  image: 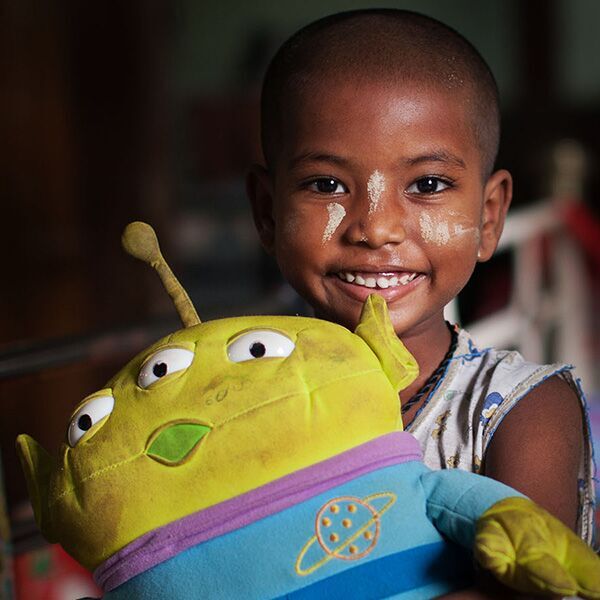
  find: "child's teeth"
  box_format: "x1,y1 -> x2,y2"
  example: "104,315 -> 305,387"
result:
338,272 -> 417,289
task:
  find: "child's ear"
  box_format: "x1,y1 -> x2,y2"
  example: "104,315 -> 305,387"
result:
246,164 -> 276,255
478,169 -> 513,262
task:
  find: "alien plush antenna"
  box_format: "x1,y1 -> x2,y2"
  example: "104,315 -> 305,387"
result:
121,221 -> 200,327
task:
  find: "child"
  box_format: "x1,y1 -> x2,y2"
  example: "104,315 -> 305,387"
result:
247,5 -> 595,571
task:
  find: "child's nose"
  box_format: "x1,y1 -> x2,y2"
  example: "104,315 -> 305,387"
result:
344,190 -> 407,248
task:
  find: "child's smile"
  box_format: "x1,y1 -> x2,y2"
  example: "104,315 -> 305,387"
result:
251,77 -> 510,344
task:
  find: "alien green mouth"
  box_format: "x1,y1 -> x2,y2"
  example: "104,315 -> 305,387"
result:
146,422 -> 211,465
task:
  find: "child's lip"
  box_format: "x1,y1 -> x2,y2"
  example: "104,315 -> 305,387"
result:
334,270 -> 419,289
328,271 -> 425,303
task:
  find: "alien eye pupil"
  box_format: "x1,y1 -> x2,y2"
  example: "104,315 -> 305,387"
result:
249,342 -> 266,358
78,414 -> 93,431
153,362 -> 168,377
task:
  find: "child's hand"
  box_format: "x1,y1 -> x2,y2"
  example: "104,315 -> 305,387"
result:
475,496 -> 600,599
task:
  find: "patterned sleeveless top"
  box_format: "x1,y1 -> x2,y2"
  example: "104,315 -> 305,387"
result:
407,328 -> 596,546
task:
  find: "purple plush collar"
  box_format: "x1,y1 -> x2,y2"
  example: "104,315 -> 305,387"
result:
95,431 -> 421,591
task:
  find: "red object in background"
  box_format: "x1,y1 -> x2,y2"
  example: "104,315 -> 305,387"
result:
560,202 -> 600,269
14,544 -> 100,600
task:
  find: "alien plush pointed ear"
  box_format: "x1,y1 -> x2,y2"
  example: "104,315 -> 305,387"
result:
122,222 -> 200,327
16,434 -> 58,542
354,295 -> 419,392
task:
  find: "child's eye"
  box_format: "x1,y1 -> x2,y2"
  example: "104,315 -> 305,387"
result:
406,177 -> 452,195
306,177 -> 348,194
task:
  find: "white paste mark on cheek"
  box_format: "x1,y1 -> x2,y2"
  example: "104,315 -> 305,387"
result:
419,213 -> 450,246
322,202 -> 346,243
420,213 -> 480,246
449,211 -> 480,240
453,223 -> 480,242
437,221 -> 450,244
367,170 -> 386,214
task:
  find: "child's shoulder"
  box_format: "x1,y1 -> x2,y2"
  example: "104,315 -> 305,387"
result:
409,327 -> 595,544
449,329 -> 583,440
411,328 -> 583,445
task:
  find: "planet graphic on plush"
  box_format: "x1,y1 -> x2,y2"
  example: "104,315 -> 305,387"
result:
296,493 -> 396,575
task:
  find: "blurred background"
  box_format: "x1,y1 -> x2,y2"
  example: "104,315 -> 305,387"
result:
1,0 -> 599,596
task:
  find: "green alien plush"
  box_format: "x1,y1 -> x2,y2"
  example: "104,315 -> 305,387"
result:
16,223 -> 600,599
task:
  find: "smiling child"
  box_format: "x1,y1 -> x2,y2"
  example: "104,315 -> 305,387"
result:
247,8 -> 595,570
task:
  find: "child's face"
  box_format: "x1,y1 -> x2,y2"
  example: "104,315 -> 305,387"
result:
250,78 -> 511,336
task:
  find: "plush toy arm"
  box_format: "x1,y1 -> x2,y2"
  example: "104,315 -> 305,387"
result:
421,469 -> 600,598
475,496 -> 600,599
421,468 -> 521,549
16,434 -> 57,542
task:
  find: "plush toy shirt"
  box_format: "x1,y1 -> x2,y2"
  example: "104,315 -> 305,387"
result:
95,433 -> 524,599
16,223 -> 600,600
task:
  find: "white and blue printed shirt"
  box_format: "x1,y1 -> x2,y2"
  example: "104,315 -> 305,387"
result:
408,328 -> 596,546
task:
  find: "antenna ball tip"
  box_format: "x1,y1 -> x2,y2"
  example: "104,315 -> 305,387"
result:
122,221 -> 162,263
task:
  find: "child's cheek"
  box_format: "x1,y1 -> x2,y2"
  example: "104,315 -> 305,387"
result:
279,202 -> 346,247
322,202 -> 346,243
418,211 -> 480,247
282,210 -> 303,240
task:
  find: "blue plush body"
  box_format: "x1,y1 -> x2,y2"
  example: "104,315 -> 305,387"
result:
102,437 -> 519,600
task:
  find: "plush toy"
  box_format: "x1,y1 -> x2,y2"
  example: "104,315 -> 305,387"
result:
17,223 -> 600,599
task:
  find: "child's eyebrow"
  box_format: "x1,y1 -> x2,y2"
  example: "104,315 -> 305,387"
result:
403,150 -> 466,169
288,152 -> 351,169
288,150 -> 467,170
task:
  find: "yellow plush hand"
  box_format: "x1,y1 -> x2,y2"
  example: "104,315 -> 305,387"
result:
475,496 -> 600,599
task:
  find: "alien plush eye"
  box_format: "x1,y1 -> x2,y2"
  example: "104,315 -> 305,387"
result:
68,395 -> 115,447
138,347 -> 195,389
227,330 -> 295,363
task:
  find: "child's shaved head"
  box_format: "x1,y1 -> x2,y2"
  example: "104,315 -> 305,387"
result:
262,9 -> 500,178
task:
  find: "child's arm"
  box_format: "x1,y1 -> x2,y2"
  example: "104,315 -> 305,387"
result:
483,375 -> 584,531
437,375 -> 591,600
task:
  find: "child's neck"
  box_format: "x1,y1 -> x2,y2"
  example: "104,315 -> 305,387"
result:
398,320 -> 453,428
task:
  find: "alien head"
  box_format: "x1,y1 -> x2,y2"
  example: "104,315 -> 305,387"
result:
17,223 -> 418,570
